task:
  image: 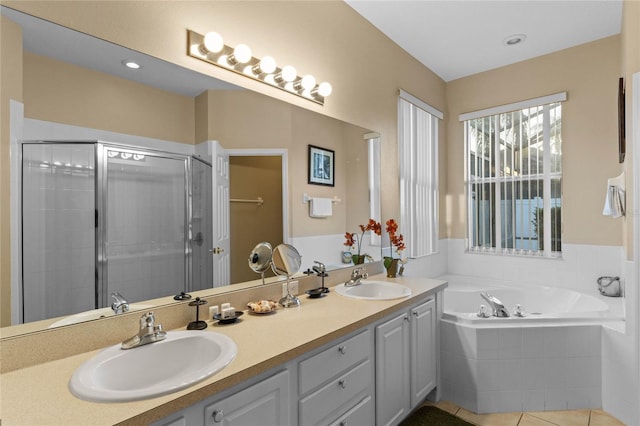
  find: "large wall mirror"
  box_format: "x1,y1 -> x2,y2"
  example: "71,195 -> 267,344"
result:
1,6 -> 381,335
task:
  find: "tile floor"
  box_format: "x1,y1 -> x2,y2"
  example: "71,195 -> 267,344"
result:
428,400 -> 627,426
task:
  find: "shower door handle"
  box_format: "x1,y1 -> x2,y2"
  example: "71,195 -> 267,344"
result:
209,247 -> 224,254
193,232 -> 204,246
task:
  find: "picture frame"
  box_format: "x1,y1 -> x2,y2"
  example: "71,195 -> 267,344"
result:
618,77 -> 626,164
308,145 -> 335,186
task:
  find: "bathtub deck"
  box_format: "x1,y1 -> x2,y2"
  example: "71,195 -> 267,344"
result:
426,400 -> 625,426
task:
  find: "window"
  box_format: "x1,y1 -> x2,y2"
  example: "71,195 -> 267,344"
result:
398,90 -> 442,258
461,93 -> 565,256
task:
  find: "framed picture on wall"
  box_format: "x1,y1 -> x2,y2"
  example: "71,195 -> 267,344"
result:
308,145 -> 335,186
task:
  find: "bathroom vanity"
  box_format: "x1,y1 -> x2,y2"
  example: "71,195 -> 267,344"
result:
0,274 -> 446,426
153,293 -> 438,426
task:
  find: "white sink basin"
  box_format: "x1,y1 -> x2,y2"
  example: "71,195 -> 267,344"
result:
335,280 -> 412,300
48,304 -> 153,328
70,330 -> 237,402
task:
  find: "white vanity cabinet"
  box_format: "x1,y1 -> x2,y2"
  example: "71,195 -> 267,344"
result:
152,370 -> 290,426
297,329 -> 374,426
375,297 -> 437,426
203,370 -> 290,425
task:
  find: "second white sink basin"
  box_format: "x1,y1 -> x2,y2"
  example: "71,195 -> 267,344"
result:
70,330 -> 237,402
335,280 -> 412,300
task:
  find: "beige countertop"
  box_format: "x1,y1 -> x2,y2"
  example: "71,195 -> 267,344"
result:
0,274 -> 446,426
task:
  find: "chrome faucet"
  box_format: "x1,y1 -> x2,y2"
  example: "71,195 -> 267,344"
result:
344,267 -> 368,287
111,292 -> 129,315
480,292 -> 510,317
121,312 -> 167,350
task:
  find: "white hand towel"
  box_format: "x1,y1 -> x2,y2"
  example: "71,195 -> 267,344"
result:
310,197 -> 333,218
603,185 -> 625,218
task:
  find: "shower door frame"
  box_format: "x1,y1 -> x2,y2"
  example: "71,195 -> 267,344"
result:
96,142 -> 193,309
190,155 -> 214,291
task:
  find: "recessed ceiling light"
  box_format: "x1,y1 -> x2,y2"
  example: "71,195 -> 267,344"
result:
121,60 -> 142,70
503,34 -> 527,46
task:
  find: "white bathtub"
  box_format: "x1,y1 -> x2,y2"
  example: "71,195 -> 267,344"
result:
438,275 -> 623,413
442,278 -> 620,324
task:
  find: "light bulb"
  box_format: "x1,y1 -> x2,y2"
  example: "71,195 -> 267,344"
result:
301,75 -> 316,91
317,82 -> 332,97
258,56 -> 276,74
203,32 -> 224,53
232,44 -> 252,64
252,56 -> 276,75
281,65 -> 297,82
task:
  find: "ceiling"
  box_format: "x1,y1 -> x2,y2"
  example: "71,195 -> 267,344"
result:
345,0 -> 623,81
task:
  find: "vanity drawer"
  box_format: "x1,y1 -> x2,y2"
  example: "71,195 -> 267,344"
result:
328,395 -> 373,426
299,360 -> 371,425
299,329 -> 371,394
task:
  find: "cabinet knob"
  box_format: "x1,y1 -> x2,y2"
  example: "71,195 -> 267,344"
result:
340,421 -> 348,426
413,311 -> 419,317
404,315 -> 410,322
338,379 -> 346,389
338,345 -> 346,355
212,409 -> 224,423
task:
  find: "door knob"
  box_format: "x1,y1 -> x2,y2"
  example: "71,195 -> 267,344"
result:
209,247 -> 224,254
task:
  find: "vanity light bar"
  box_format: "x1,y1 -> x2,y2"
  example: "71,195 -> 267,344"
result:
187,30 -> 332,105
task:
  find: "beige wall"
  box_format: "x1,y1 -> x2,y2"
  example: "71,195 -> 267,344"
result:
23,52 -> 195,144
446,36 -> 623,246
0,15 -> 23,326
230,156 -> 282,284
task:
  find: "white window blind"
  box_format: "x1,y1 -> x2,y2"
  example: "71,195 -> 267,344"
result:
398,91 -> 441,258
462,94 -> 564,256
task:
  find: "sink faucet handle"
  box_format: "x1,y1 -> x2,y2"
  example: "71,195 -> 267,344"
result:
140,312 -> 156,329
111,292 -> 130,314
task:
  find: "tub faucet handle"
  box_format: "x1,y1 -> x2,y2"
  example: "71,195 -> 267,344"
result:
513,304 -> 525,317
477,304 -> 490,318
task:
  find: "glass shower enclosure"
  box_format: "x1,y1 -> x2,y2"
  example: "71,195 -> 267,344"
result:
21,141 -> 213,323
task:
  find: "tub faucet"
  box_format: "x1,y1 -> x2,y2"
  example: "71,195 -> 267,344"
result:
121,312 -> 167,350
111,292 -> 129,315
345,267 -> 368,287
480,292 -> 510,317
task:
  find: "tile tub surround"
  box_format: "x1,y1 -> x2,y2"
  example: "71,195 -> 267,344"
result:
0,272 -> 446,425
441,321 -> 602,413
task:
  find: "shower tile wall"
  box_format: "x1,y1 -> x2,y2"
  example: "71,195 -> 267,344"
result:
22,143 -> 95,322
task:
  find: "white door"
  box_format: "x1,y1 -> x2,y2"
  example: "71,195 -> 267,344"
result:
211,142 -> 230,287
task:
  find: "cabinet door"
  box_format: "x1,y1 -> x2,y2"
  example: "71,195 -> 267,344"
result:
204,370 -> 290,426
411,298 -> 436,408
375,312 -> 410,426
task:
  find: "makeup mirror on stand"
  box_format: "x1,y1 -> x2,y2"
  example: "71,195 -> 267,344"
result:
248,242 -> 273,285
271,244 -> 302,308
